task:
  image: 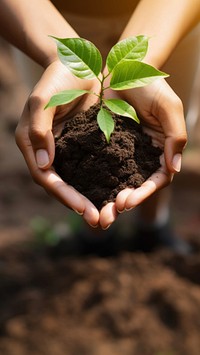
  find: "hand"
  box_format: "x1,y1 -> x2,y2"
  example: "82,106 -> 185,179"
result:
15,60 -> 101,227
99,79 -> 187,228
15,63 -> 187,230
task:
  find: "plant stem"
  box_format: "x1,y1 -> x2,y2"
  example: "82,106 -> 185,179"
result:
99,75 -> 105,106
97,73 -> 111,106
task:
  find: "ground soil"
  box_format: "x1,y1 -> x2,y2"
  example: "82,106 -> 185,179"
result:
1,39 -> 200,355
54,104 -> 162,210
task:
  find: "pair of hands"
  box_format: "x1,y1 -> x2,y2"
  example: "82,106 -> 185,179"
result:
15,60 -> 187,229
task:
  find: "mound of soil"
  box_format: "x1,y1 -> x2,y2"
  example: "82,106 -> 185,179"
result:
0,239 -> 200,355
54,104 -> 162,209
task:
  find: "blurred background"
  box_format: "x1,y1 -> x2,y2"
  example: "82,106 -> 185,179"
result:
0,14 -> 200,355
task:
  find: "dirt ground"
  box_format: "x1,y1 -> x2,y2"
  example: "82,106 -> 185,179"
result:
0,39 -> 200,355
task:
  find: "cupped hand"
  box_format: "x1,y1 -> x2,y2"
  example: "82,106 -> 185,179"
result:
15,60 -> 101,227
15,63 -> 187,231
98,79 -> 187,228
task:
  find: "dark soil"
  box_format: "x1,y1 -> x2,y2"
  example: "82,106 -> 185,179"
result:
54,104 -> 162,209
1,240 -> 200,355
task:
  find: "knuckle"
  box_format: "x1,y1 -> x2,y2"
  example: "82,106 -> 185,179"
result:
169,96 -> 184,118
166,90 -> 183,110
15,124 -> 24,149
15,125 -> 21,145
28,93 -> 46,112
29,125 -> 44,142
28,125 -> 46,144
174,95 -> 183,111
175,130 -> 188,151
179,132 -> 188,146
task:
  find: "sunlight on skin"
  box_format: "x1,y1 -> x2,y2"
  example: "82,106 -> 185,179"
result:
17,79 -> 178,231
44,170 -> 100,226
115,166 -> 174,213
43,151 -> 173,230
125,179 -> 159,211
45,171 -> 85,212
45,170 -> 118,229
17,117 -> 173,230
116,188 -> 134,213
99,202 -> 118,229
82,197 -> 100,228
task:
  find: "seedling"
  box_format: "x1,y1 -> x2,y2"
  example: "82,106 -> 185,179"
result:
45,36 -> 168,142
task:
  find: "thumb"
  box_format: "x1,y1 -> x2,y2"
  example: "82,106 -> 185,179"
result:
164,134 -> 187,173
35,132 -> 55,169
156,86 -> 187,174
28,96 -> 56,169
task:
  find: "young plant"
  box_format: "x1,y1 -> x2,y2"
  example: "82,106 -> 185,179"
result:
45,36 -> 168,142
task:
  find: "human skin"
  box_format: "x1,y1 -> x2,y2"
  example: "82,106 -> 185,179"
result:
112,0 -> 200,222
1,0 -> 199,229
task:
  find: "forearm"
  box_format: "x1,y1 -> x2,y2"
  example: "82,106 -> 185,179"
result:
0,0 -> 78,67
120,0 -> 200,68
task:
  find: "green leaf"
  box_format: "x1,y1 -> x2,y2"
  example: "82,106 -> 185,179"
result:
51,36 -> 102,79
106,35 -> 148,73
97,107 -> 115,143
44,89 -> 89,109
110,60 -> 169,90
103,99 -> 140,123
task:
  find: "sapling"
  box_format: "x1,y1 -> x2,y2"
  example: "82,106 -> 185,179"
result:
45,35 -> 168,142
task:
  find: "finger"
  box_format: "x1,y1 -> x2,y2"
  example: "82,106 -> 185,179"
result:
155,85 -> 187,173
44,171 -> 100,224
42,169 -> 86,213
165,136 -> 184,173
124,168 -> 173,211
44,172 -> 100,226
27,94 -> 56,169
99,202 -> 118,229
115,188 -> 134,213
45,177 -> 99,226
16,123 -> 99,219
82,198 -> 100,228
18,134 -> 85,213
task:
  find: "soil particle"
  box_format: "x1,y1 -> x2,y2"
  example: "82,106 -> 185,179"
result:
54,104 -> 162,209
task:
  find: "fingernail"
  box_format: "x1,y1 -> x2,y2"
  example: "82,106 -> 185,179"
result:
125,207 -> 134,212
88,223 -> 99,228
73,209 -> 84,216
172,153 -> 182,172
117,209 -> 125,214
36,149 -> 49,168
102,224 -> 111,230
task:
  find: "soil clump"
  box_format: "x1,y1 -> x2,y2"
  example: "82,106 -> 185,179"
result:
54,104 -> 162,209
